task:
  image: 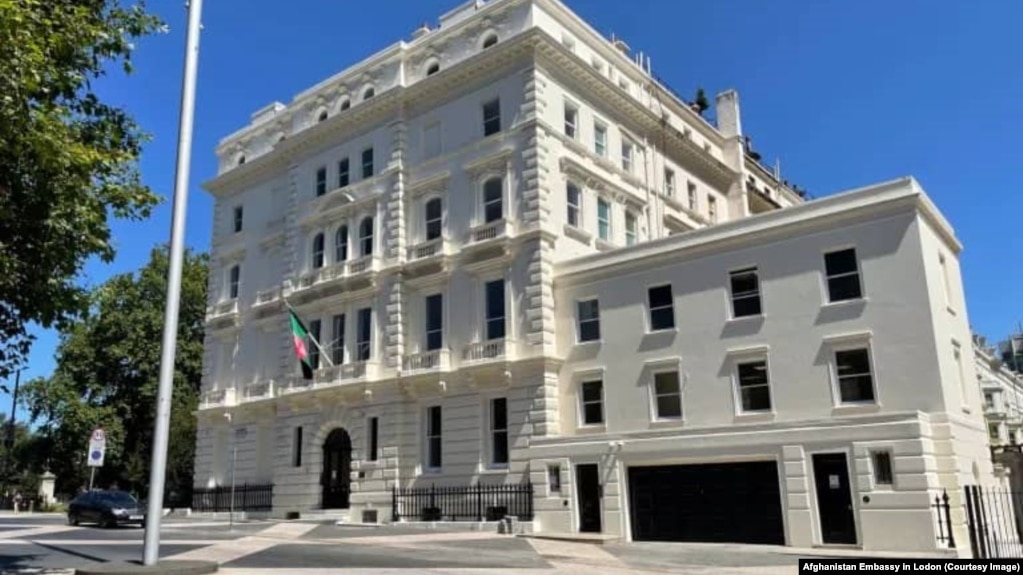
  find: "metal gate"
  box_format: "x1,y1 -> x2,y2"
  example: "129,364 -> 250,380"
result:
964,485 -> 1023,558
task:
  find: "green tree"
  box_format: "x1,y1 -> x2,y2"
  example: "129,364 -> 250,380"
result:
22,246 -> 208,497
0,0 -> 164,379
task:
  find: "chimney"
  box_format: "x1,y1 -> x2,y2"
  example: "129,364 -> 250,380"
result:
715,89 -> 742,138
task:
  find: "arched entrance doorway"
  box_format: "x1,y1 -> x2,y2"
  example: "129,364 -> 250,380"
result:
321,428 -> 352,509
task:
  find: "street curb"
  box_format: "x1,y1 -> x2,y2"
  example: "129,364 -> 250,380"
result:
74,560 -> 218,575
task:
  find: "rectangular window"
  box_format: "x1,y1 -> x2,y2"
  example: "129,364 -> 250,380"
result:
625,211 -> 637,246
664,169 -> 676,197
566,182 -> 581,227
576,299 -> 600,343
564,102 -> 577,139
647,284 -> 675,331
594,123 -> 607,157
422,122 -> 442,160
653,371 -> 682,419
425,199 -> 443,241
870,451 -> 893,486
736,360 -> 772,412
990,423 -> 1001,441
426,406 -> 442,469
308,319 -> 322,370
985,393 -> 995,410
490,397 -> 509,467
425,293 -> 443,351
361,148 -> 374,179
315,166 -> 327,197
954,342 -> 966,402
331,314 -> 345,365
484,279 -> 505,340
357,308 -> 371,361
835,348 -> 875,403
580,380 -> 604,425
547,464 -> 561,494
729,267 -> 762,318
824,248 -> 863,302
482,98 -> 501,136
292,427 -> 303,467
597,198 -> 611,241
367,417 -> 379,462
940,253 -> 952,308
708,195 -> 718,222
228,265 -> 240,299
687,181 -> 697,211
338,158 -> 350,188
233,206 -> 243,233
621,141 -> 633,172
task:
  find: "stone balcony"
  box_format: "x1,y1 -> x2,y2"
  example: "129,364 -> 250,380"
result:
242,380 -> 276,403
291,255 -> 382,302
466,219 -> 513,245
279,361 -> 380,396
200,388 -> 237,410
462,338 -> 513,365
206,299 -> 240,331
253,287 -> 282,308
407,237 -> 452,262
402,348 -> 451,375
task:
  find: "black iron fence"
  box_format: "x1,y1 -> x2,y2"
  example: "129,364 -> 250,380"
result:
191,483 -> 273,513
392,483 -> 533,522
932,489 -> 956,549
964,485 -> 1023,558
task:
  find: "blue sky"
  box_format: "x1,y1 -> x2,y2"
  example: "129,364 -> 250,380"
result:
4,0 -> 1022,420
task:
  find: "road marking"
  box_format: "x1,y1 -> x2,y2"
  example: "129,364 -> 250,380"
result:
0,525 -> 76,540
0,539 -> 224,546
165,521 -> 319,564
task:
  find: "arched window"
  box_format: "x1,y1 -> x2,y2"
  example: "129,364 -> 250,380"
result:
482,177 -> 503,223
482,33 -> 498,49
312,233 -> 325,269
237,155 -> 246,166
340,98 -> 351,111
424,197 -> 442,241
278,135 -> 286,143
318,111 -> 328,123
363,87 -> 375,100
335,226 -> 348,262
359,217 -> 374,257
426,62 -> 440,76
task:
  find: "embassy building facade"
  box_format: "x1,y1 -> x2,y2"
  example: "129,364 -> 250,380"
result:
195,0 -> 995,554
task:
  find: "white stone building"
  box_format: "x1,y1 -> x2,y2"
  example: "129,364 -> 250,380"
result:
976,338 -> 1023,448
195,0 -> 994,554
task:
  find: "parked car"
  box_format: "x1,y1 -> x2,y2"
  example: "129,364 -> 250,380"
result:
67,490 -> 145,528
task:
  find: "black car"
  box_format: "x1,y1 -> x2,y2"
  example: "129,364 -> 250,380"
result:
67,490 -> 145,528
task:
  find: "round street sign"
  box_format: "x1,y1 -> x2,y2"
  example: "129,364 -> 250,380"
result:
91,450 -> 102,461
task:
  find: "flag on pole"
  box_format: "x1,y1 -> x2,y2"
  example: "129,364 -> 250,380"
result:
289,308 -> 315,380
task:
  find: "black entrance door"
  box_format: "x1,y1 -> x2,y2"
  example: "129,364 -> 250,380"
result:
812,453 -> 857,544
576,463 -> 602,533
322,429 -> 352,509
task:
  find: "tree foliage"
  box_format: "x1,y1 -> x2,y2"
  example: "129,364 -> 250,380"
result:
22,246 -> 208,497
0,0 -> 164,378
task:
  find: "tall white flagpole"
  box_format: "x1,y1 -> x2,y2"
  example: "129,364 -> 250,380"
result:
142,0 -> 203,566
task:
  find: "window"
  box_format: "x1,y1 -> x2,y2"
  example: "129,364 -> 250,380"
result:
228,265 -> 240,299
359,217 -> 373,256
547,465 -> 561,494
736,360 -> 771,412
597,198 -> 611,241
625,211 -> 637,246
708,195 -> 718,222
566,182 -> 581,227
422,123 -> 441,160
307,319 -> 321,370
363,87 -> 375,100
318,110 -> 328,123
687,181 -> 697,210
315,166 -> 327,197
361,148 -> 374,179
237,155 -> 246,166
954,342 -> 966,402
485,279 -> 505,340
312,233 -> 325,269
824,248 -> 863,302
357,307 -> 371,361
664,169 -> 676,197
425,293 -> 443,351
338,158 -> 350,188
340,98 -> 351,111
594,123 -> 607,157
335,226 -> 348,262
871,451 -> 893,486
424,198 -> 442,241
940,253 -> 952,308
990,423 -> 1001,441
621,141 -> 633,172
652,371 -> 682,419
426,406 -> 442,469
564,102 -> 578,139
482,33 -> 498,49
483,177 -> 503,223
232,206 -> 243,233
647,284 -> 675,331
331,314 -> 345,365
482,98 -> 501,136
576,299 -> 600,343
985,393 -> 995,410
367,417 -> 379,462
580,380 -> 604,425
729,267 -> 762,318
489,397 -> 509,467
426,62 -> 440,76
292,427 -> 303,467
834,348 -> 875,403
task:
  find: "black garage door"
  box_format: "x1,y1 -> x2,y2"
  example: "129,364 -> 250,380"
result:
628,461 -> 785,544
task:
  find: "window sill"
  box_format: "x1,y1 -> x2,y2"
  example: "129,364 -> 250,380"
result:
564,224 -> 592,245
480,466 -> 509,475
575,338 -> 601,347
726,314 -> 764,324
595,238 -> 615,251
734,411 -> 774,423
646,327 -> 678,336
821,297 -> 868,310
832,403 -> 881,416
649,418 -> 685,429
420,467 -> 443,476
577,424 -> 606,434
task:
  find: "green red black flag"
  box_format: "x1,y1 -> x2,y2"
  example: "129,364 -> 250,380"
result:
289,308 -> 314,380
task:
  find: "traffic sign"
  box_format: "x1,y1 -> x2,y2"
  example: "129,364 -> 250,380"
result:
87,427 -> 106,468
